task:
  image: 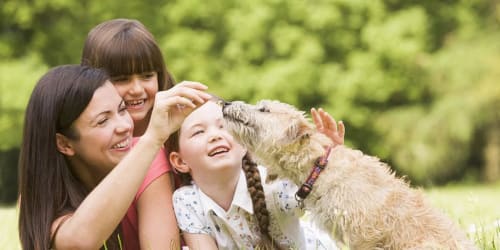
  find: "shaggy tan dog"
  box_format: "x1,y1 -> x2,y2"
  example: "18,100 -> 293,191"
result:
222,100 -> 477,250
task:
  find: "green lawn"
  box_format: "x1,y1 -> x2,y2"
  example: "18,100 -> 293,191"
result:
2,181 -> 499,249
426,181 -> 500,249
0,204 -> 19,249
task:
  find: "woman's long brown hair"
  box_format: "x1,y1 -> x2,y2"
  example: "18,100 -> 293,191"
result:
18,65 -> 121,250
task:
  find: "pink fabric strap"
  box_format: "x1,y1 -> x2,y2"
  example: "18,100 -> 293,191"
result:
295,146 -> 332,204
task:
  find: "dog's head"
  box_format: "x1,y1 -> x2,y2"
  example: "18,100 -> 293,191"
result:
222,100 -> 317,164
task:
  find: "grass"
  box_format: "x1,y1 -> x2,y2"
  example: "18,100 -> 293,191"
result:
426,181 -> 500,249
0,204 -> 19,249
2,181 -> 499,249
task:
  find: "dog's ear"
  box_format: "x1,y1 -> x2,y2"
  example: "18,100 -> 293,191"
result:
298,131 -> 312,146
285,122 -> 300,140
300,132 -> 311,141
284,120 -> 313,143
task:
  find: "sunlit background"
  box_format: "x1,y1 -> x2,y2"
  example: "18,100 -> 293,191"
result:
1,0 -> 499,248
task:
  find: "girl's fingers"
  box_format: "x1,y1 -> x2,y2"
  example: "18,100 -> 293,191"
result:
164,86 -> 211,105
312,108 -> 346,146
156,87 -> 211,108
174,81 -> 211,101
318,108 -> 337,133
168,96 -> 198,109
311,108 -> 324,130
175,80 -> 208,90
338,121 -> 345,137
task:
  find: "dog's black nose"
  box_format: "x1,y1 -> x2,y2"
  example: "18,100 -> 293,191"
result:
221,101 -> 231,111
207,93 -> 228,109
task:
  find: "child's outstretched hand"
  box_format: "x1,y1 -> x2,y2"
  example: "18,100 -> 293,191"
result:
311,108 -> 345,147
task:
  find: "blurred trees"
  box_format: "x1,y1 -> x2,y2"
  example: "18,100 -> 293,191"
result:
1,0 -> 499,196
161,0 -> 500,185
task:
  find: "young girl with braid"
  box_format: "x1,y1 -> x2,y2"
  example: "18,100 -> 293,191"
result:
166,100 -> 344,250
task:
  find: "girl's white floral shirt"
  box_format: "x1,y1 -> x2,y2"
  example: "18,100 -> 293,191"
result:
173,166 -> 338,250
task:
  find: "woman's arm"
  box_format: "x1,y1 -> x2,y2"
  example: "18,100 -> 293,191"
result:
138,173 -> 180,249
52,135 -> 167,249
183,233 -> 219,250
135,145 -> 180,249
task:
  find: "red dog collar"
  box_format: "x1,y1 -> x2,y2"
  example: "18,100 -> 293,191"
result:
295,146 -> 332,207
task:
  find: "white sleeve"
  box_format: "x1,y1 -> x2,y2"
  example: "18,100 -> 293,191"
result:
258,166 -> 301,215
173,186 -> 212,234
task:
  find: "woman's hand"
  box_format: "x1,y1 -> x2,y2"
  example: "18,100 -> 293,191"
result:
311,108 -> 345,147
146,81 -> 212,145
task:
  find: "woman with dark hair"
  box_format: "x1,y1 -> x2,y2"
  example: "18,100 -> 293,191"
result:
18,64 -> 210,250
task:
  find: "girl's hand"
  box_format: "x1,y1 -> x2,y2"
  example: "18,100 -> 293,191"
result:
311,108 -> 345,147
146,81 -> 212,145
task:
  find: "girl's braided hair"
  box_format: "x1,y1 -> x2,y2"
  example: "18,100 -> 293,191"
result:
242,153 -> 280,250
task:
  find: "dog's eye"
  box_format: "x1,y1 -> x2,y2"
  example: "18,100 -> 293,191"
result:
258,106 -> 270,112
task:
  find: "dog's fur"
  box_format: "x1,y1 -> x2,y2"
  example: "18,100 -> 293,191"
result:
222,100 -> 477,250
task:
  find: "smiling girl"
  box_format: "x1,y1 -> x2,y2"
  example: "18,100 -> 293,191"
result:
80,18 -> 186,248
166,100 -> 343,249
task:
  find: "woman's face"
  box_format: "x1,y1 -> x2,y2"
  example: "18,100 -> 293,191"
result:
110,72 -> 159,129
67,82 -> 134,183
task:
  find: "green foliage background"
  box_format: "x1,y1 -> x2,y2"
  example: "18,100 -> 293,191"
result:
1,0 -> 500,191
